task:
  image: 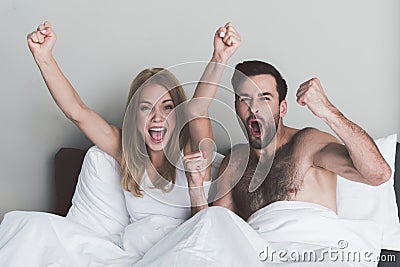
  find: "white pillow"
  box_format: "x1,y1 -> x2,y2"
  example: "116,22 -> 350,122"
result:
336,134 -> 399,251
66,146 -> 130,236
66,146 -> 224,236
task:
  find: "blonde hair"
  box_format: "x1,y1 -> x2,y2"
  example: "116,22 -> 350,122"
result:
121,68 -> 189,197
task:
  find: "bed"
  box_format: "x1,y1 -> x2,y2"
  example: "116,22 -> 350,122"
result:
52,141 -> 400,266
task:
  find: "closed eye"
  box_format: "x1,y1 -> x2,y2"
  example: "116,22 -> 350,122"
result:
239,96 -> 251,102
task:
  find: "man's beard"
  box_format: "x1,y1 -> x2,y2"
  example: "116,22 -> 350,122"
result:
246,112 -> 280,150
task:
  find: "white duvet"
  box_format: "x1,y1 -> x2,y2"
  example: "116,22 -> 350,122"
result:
135,203 -> 382,267
0,210 -> 181,266
0,202 -> 382,267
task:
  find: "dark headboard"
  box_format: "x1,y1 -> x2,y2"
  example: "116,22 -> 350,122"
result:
54,148 -> 87,216
394,142 -> 400,219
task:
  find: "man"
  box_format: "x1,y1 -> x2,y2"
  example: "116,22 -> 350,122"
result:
213,60 -> 391,221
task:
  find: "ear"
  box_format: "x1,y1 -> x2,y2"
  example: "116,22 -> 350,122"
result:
279,100 -> 287,117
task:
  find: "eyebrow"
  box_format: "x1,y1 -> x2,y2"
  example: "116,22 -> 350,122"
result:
236,93 -> 250,97
259,92 -> 273,97
139,99 -> 174,105
236,92 -> 273,98
162,99 -> 174,104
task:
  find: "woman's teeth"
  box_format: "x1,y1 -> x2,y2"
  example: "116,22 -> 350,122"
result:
148,128 -> 166,142
150,127 -> 165,131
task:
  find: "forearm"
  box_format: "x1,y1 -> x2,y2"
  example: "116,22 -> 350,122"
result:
187,56 -> 226,158
188,185 -> 209,216
187,56 -> 227,118
322,105 -> 391,184
35,54 -> 85,121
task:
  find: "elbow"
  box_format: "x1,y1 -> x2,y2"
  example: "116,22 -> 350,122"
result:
368,163 -> 392,186
379,163 -> 392,184
186,102 -> 208,119
186,98 -> 209,119
64,104 -> 87,124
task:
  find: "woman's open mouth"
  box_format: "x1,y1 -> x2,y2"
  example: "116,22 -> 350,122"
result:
148,127 -> 167,143
248,119 -> 262,138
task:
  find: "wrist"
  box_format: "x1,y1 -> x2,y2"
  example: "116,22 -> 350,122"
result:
321,104 -> 342,124
34,52 -> 54,66
211,53 -> 228,65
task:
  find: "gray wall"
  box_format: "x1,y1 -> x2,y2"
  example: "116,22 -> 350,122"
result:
1,0 -> 399,221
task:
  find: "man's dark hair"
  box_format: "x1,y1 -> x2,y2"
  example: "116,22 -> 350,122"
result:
231,60 -> 288,103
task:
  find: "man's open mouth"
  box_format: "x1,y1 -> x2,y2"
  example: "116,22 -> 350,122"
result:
248,119 -> 262,138
148,127 -> 167,143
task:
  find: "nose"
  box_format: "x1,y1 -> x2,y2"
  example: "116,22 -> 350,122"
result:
247,98 -> 259,114
150,107 -> 164,123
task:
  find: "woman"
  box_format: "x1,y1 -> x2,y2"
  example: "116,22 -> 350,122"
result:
26,21 -> 241,220
0,22 -> 241,266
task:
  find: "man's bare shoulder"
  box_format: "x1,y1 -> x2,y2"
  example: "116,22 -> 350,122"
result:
219,144 -> 249,172
292,127 -> 341,154
297,127 -> 339,142
223,144 -> 250,159
232,143 -> 250,153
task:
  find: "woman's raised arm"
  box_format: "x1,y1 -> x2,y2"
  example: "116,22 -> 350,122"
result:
27,22 -> 121,161
184,22 -> 241,214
